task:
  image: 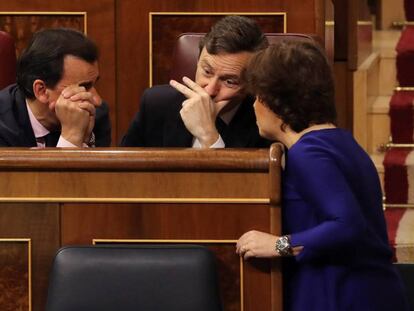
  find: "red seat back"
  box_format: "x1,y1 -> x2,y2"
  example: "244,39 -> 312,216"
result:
170,32 -> 316,82
0,31 -> 16,90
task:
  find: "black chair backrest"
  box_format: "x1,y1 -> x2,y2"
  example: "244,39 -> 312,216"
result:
46,245 -> 223,311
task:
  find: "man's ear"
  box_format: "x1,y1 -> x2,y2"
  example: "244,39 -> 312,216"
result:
32,79 -> 49,104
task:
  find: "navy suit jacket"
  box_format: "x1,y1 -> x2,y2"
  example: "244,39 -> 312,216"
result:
0,84 -> 111,147
121,85 -> 270,147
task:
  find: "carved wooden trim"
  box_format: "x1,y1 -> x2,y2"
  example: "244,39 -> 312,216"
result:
0,12 -> 87,59
0,11 -> 86,32
0,238 -> 31,311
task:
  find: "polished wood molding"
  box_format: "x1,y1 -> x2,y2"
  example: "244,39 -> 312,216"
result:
269,143 -> 283,206
268,143 -> 283,310
0,148 -> 270,171
0,147 -> 280,201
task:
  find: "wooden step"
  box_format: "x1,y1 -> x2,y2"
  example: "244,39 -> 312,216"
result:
373,30 -> 401,54
373,30 -> 400,96
369,95 -> 391,113
368,96 -> 391,153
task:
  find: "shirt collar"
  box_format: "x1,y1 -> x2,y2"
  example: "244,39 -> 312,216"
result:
26,100 -> 49,138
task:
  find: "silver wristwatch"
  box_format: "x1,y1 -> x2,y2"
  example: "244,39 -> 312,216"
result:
87,132 -> 96,148
275,235 -> 293,256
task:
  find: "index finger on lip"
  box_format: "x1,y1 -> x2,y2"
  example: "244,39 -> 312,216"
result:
169,79 -> 196,98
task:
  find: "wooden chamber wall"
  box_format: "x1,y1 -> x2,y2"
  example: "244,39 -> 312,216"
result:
0,1 -> 324,310
0,0 -> 325,144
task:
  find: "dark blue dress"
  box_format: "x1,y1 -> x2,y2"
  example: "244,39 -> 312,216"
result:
282,128 -> 408,311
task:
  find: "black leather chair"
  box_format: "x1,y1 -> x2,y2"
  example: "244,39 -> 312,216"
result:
395,263 -> 414,311
170,32 -> 316,82
46,244 -> 223,311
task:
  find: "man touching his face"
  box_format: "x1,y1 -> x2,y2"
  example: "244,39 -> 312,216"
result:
121,16 -> 270,148
0,28 -> 111,147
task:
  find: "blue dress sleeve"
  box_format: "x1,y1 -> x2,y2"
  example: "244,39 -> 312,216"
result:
288,143 -> 367,263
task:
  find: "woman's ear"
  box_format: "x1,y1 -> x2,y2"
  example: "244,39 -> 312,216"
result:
280,123 -> 287,133
32,79 -> 49,104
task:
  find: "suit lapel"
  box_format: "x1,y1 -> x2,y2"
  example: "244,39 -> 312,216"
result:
223,96 -> 258,147
163,101 -> 193,147
15,89 -> 37,147
0,85 -> 37,147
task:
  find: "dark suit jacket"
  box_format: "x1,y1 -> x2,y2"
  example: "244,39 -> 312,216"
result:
0,84 -> 111,147
121,85 -> 270,147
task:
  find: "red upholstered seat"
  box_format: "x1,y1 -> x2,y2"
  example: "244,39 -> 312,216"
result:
170,33 -> 316,82
0,31 -> 16,90
385,1 -> 414,265
384,208 -> 408,262
389,91 -> 414,144
383,148 -> 412,204
384,208 -> 414,263
383,148 -> 414,263
396,26 -> 414,86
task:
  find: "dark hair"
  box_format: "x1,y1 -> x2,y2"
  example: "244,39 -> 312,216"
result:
199,16 -> 268,55
246,39 -> 337,132
16,28 -> 98,99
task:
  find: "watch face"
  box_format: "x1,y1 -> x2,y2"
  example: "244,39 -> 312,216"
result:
276,236 -> 292,256
279,239 -> 288,248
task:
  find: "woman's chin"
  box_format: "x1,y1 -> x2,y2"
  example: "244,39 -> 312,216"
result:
258,128 -> 274,141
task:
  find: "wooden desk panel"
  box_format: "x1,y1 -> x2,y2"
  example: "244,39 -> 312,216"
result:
61,203 -> 272,243
0,146 -> 282,311
0,171 -> 269,201
0,203 -> 59,311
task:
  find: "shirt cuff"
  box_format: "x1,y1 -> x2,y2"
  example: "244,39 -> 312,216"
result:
57,136 -> 89,148
192,135 -> 225,149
